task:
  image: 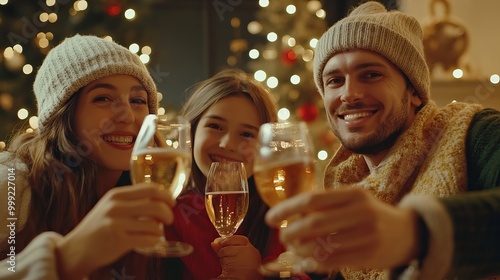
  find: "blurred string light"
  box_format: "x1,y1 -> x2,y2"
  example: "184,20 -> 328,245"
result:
277,108 -> 290,121
452,69 -> 464,79
490,74 -> 500,84
286,5 -> 296,14
317,150 -> 328,160
254,70 -> 266,82
249,49 -> 259,59
258,0 -> 269,8
124,8 -> 136,20
0,0 -> 9,5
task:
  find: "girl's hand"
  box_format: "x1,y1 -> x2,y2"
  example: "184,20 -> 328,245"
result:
55,183 -> 175,279
211,235 -> 262,280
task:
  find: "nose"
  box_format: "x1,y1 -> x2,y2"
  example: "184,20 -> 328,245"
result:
340,79 -> 363,104
113,101 -> 135,124
219,133 -> 237,151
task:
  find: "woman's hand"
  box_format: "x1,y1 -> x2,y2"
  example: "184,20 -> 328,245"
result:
265,187 -> 422,272
211,235 -> 261,280
55,183 -> 175,279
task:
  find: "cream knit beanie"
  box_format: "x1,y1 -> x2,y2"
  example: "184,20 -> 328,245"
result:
313,1 -> 430,104
33,34 -> 158,130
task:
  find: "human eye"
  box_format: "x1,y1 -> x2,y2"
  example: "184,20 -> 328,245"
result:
363,71 -> 382,80
131,97 -> 147,105
325,76 -> 344,87
240,131 -> 256,138
92,96 -> 112,103
206,123 -> 222,130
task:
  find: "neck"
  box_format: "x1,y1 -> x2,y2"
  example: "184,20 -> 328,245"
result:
363,150 -> 390,172
96,169 -> 123,197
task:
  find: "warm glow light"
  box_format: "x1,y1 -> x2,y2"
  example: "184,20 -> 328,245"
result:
124,9 -> 136,20
316,9 -> 326,19
267,32 -> 278,42
249,49 -> 259,59
267,76 -> 278,88
13,44 -> 22,53
259,0 -> 269,7
0,142 -> 5,150
287,37 -> 296,47
142,46 -> 152,55
307,0 -> 322,12
76,0 -> 88,11
23,64 -> 33,74
18,108 -> 29,120
290,75 -> 300,85
48,13 -> 58,23
158,107 -> 166,115
39,13 -> 49,22
303,49 -> 314,62
29,116 -> 39,129
490,74 -> 500,84
39,38 -> 49,48
247,21 -> 262,34
254,70 -> 266,82
278,108 -> 290,121
0,0 -> 9,5
46,0 -> 56,6
129,43 -> 140,53
309,38 -> 319,48
286,5 -> 296,14
263,49 -> 277,60
157,92 -> 163,102
452,69 -> 463,79
139,54 -> 150,64
3,47 -> 13,59
318,150 -> 328,161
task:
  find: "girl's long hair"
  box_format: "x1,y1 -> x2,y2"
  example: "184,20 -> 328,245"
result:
180,68 -> 278,255
0,92 -> 157,279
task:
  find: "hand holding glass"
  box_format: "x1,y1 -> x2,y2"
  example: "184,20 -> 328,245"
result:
130,114 -> 193,257
253,121 -> 316,276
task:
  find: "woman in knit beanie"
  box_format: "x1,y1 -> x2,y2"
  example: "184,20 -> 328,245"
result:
265,1 -> 500,280
0,34 -> 174,279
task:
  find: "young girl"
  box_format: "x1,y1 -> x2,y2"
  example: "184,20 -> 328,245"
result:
0,34 -> 174,279
163,69 -> 284,279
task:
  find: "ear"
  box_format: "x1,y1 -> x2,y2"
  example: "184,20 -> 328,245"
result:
408,86 -> 423,108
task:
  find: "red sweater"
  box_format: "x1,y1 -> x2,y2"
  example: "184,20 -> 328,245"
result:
164,190 -> 286,280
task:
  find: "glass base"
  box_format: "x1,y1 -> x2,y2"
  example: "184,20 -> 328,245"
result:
259,251 -> 300,277
134,241 -> 193,258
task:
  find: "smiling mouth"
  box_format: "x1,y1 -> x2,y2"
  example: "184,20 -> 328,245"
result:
340,111 -> 375,121
210,155 -> 241,162
102,135 -> 134,145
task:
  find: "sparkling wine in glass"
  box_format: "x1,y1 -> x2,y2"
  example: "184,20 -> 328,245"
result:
130,114 -> 193,257
205,162 -> 249,238
205,162 -> 249,279
253,121 -> 316,277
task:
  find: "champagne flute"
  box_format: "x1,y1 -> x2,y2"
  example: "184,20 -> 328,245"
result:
205,162 -> 249,237
130,114 -> 193,257
253,121 -> 316,277
205,162 -> 249,278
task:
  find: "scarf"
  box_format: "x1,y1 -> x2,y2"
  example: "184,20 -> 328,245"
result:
323,101 -> 483,280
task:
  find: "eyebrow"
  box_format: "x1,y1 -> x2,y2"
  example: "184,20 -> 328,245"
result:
84,83 -> 147,94
322,62 -> 388,78
203,115 -> 259,131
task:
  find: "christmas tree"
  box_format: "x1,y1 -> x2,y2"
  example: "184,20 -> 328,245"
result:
0,0 -> 154,148
246,0 -> 339,174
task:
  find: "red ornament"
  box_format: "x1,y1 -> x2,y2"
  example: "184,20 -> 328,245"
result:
296,103 -> 319,123
106,2 -> 122,17
281,49 -> 297,66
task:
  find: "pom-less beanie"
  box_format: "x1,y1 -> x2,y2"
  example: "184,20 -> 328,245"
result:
313,1 -> 430,104
33,34 -> 158,130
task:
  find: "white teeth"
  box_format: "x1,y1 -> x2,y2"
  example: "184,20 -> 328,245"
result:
343,112 -> 373,121
103,135 -> 133,145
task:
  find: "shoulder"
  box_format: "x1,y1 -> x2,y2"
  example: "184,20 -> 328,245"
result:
0,151 -> 32,241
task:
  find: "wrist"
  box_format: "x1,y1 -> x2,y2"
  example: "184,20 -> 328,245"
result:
55,236 -> 92,279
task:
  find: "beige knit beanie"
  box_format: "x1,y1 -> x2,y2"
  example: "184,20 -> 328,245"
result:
313,1 -> 430,104
33,34 -> 158,130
